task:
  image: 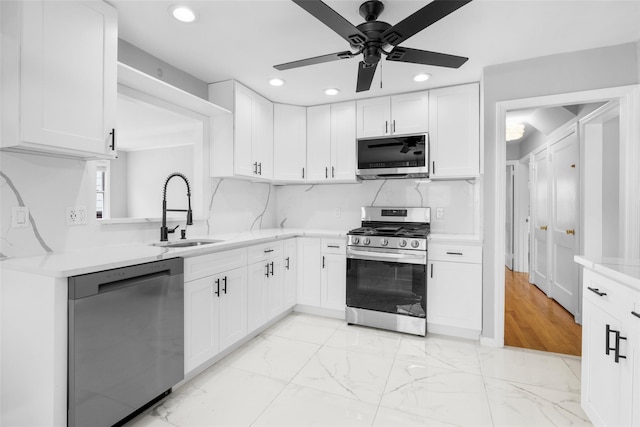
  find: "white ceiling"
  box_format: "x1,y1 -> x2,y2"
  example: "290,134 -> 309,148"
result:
111,0 -> 640,106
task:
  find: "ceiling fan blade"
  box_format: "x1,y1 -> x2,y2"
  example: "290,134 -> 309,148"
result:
356,61 -> 377,93
382,0 -> 472,46
386,47 -> 468,68
274,50 -> 355,71
292,0 -> 367,46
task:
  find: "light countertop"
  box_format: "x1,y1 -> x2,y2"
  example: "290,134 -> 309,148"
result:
575,255 -> 640,291
0,228 -> 346,278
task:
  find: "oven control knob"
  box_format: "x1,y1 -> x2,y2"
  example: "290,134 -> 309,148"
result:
380,238 -> 388,246
352,236 -> 360,244
411,240 -> 420,248
398,239 -> 407,248
363,237 -> 371,245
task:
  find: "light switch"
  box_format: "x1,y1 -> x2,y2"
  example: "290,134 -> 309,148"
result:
12,206 -> 29,228
436,208 -> 444,219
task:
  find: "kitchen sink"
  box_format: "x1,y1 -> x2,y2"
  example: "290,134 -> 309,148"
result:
152,239 -> 223,248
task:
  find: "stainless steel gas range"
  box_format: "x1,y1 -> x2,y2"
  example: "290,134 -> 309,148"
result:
346,206 -> 430,336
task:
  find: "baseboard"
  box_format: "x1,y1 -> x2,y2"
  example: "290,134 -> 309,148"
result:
427,323 -> 481,340
479,336 -> 504,347
293,304 -> 345,320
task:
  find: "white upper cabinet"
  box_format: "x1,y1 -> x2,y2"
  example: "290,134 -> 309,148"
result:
209,80 -> 274,180
428,83 -> 480,179
1,0 -> 117,158
273,104 -> 307,182
307,101 -> 357,183
356,91 -> 428,138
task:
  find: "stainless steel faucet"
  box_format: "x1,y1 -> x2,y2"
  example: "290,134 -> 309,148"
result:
160,172 -> 193,241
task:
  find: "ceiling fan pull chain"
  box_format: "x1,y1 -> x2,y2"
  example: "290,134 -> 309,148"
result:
380,59 -> 383,89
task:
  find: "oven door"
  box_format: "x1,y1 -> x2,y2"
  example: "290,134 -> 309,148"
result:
346,247 -> 427,318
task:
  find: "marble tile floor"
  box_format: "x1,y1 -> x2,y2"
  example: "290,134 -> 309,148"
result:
125,313 -> 591,427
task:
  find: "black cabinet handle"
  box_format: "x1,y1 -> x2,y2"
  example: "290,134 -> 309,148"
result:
265,263 -> 270,277
332,166 -> 335,178
385,120 -> 388,134
214,278 -> 220,297
392,119 -> 396,133
258,162 -> 262,175
264,249 -> 274,253
588,287 -> 607,297
446,251 -> 463,256
109,128 -> 116,150
253,162 -> 258,174
605,324 -> 627,363
606,324 -> 613,356
322,256 -> 325,269
615,332 -> 627,363
325,167 -> 328,179
285,257 -> 290,270
302,168 -> 305,179
270,261 -> 274,276
632,311 -> 640,319
430,263 -> 433,278
327,245 -> 340,249
223,276 -> 227,294
432,161 -> 435,175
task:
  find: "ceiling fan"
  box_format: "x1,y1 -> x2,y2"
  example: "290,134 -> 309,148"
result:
274,0 -> 472,92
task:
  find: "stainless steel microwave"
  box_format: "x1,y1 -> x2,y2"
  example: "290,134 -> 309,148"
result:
356,133 -> 429,180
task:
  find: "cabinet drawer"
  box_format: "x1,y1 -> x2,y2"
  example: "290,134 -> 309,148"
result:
184,248 -> 247,282
248,240 -> 283,263
321,238 -> 346,255
584,269 -> 637,316
428,243 -> 482,263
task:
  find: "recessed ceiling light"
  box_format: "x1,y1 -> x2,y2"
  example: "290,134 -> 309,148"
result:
324,88 -> 340,96
413,73 -> 431,82
169,5 -> 196,23
269,78 -> 285,87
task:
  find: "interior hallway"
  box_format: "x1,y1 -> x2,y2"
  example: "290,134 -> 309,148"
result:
504,268 -> 582,356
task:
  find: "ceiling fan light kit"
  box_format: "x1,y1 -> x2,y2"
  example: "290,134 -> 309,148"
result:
274,0 -> 472,92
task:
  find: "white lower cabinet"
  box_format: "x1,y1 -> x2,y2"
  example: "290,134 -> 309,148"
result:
320,239 -> 347,311
184,249 -> 248,375
247,241 -> 284,333
427,242 -> 482,337
297,237 -> 346,312
283,238 -> 298,308
581,269 -> 639,427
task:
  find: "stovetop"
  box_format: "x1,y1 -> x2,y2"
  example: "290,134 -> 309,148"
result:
348,224 -> 430,239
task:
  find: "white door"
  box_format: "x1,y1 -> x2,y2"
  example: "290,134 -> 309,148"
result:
306,105 -> 331,181
330,101 -> 356,181
531,149 -> 550,294
549,129 -> 579,315
321,253 -> 347,310
218,268 -> 248,351
296,238 -> 322,306
283,239 -> 297,308
505,164 -> 515,270
184,277 -> 219,374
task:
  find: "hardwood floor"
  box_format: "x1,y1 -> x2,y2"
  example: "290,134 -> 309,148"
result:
504,268 -> 582,356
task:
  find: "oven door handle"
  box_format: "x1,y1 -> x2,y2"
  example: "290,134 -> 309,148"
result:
347,249 -> 426,265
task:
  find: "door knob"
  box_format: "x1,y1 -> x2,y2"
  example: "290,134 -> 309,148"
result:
566,229 -> 575,235
540,225 -> 548,230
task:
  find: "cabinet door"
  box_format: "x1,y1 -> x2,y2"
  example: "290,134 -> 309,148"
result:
427,261 -> 482,331
330,101 -> 357,181
253,93 -> 274,179
218,267 -> 248,351
17,0 -> 117,156
321,253 -> 347,311
297,238 -> 322,306
267,257 -> 285,320
283,239 -> 298,309
429,83 -> 479,179
306,105 -> 332,181
356,97 -> 390,138
274,104 -> 307,182
233,83 -> 255,177
582,298 -> 626,427
247,262 -> 268,333
391,91 -> 428,135
184,277 -> 219,374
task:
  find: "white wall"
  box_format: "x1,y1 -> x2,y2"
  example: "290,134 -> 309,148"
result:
482,41 -> 640,339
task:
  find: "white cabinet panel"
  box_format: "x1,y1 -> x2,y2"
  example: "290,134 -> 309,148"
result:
1,0 -> 117,158
306,105 -> 332,181
248,241 -> 285,333
356,92 -> 428,138
283,239 -> 298,308
184,276 -> 219,374
218,267 -> 248,351
274,104 -> 307,182
356,97 -> 390,138
321,253 -> 346,311
247,261 -> 269,333
429,83 -> 479,179
297,238 -> 322,306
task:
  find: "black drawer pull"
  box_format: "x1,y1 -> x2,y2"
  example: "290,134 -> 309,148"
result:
327,245 -> 340,249
285,257 -> 290,270
264,249 -> 274,253
588,287 -> 607,297
214,278 -> 220,297
632,311 -> 640,319
222,276 -> 227,294
446,251 -> 463,255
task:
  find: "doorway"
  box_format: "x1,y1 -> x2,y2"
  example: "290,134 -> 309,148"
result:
502,102 -> 608,355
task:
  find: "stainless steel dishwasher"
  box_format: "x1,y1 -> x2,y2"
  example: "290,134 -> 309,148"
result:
68,258 -> 184,427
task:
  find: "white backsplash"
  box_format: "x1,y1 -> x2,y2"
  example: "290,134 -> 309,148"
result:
276,179 -> 481,234
1,152 -> 480,259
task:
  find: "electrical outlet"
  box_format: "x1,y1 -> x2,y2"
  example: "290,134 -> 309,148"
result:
436,208 -> 444,219
12,206 -> 29,228
334,208 -> 341,218
66,206 -> 88,225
